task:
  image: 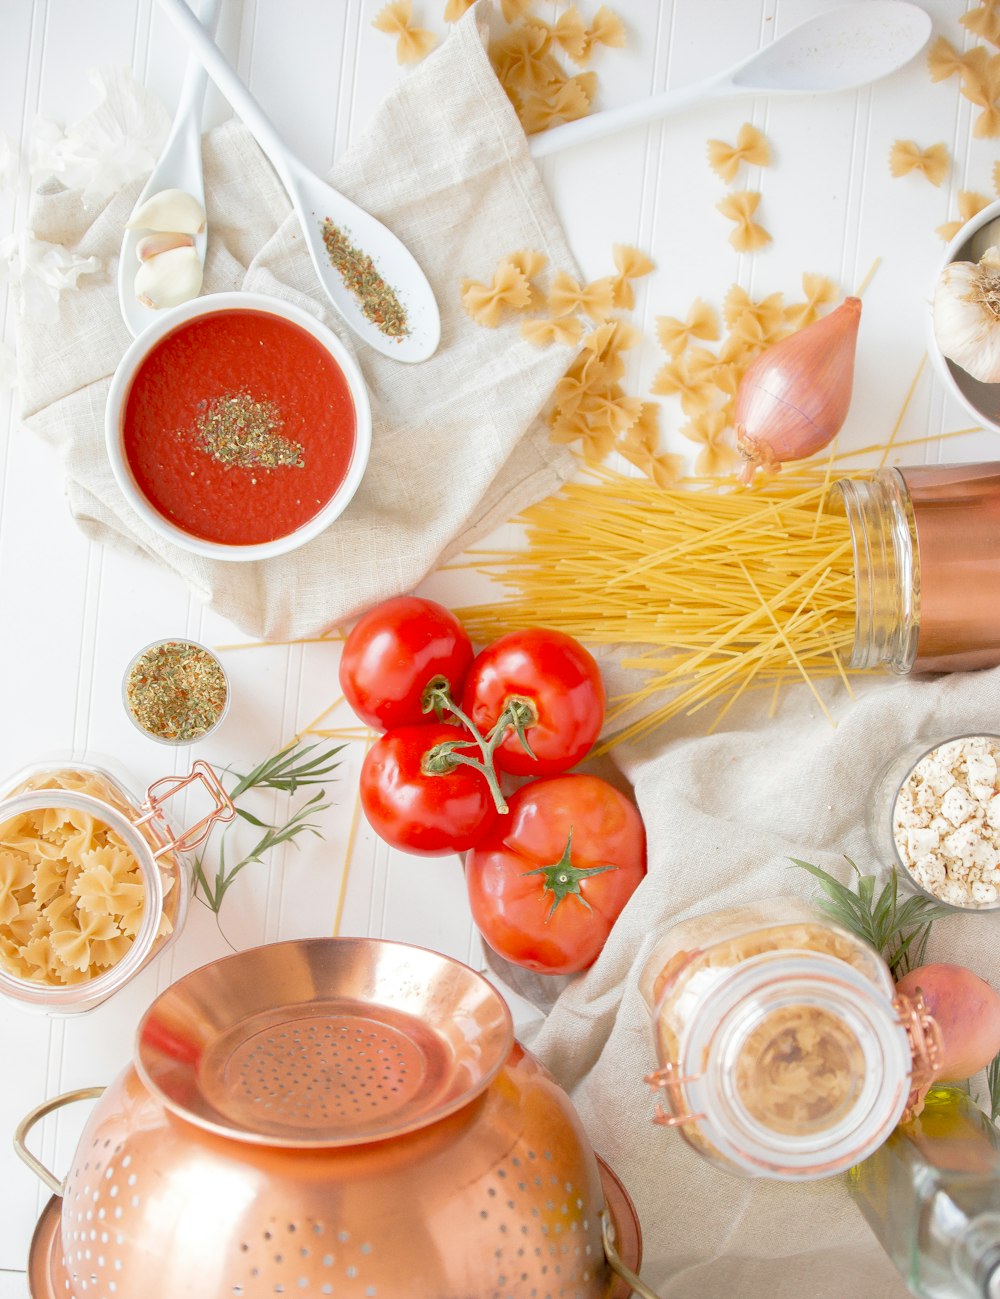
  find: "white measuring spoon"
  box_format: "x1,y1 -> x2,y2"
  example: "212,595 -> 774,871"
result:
118,0 -> 221,338
530,1 -> 932,159
156,0 -> 439,363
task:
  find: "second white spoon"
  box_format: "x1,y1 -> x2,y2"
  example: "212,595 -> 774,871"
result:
530,1 -> 932,159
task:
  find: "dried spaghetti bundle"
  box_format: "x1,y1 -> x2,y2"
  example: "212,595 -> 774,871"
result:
460,464 -> 861,748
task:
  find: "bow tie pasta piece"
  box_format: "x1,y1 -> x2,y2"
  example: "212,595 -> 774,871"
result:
372,0 -> 437,65
716,191 -> 772,252
460,258 -> 532,327
937,190 -> 991,242
610,244 -> 655,309
444,0 -> 475,20
520,316 -> 584,347
656,299 -> 720,356
707,123 -> 772,184
962,3 -> 1000,47
889,140 -> 949,186
547,270 -> 616,322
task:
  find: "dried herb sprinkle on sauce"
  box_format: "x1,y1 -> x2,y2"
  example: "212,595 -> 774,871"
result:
125,640 -> 229,743
320,219 -> 410,339
191,390 -> 305,470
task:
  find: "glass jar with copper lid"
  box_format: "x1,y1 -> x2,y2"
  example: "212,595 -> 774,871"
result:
838,462 -> 1000,674
0,756 -> 234,1014
639,898 -> 936,1181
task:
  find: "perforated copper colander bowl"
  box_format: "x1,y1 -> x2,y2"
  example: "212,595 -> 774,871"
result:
17,938 -> 654,1299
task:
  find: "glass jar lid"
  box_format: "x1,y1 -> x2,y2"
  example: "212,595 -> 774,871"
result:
679,951 -> 912,1179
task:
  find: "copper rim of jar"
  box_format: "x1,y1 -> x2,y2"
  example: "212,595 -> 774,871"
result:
0,788 -> 169,1011
677,952 -> 912,1179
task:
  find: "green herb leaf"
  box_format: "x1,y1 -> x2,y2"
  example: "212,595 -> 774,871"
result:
192,739 -> 343,916
988,1050 -> 1000,1123
788,856 -> 953,979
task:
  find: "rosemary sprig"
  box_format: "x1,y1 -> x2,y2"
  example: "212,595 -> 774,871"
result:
789,856 -> 953,978
988,1051 -> 1000,1122
193,739 -> 344,916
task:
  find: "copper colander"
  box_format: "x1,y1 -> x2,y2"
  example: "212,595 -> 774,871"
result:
17,938 -> 656,1299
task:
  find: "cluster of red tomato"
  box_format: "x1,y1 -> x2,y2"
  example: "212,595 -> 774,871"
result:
339,596 -> 647,974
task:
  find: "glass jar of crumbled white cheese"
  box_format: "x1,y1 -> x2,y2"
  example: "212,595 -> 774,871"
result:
868,734 -> 1000,911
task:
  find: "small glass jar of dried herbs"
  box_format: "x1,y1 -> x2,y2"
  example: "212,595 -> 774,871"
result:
123,639 -> 230,745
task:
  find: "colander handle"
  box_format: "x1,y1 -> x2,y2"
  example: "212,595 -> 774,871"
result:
601,1210 -> 662,1299
14,1087 -> 105,1196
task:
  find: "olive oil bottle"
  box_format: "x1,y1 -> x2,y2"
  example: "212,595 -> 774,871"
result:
849,1086 -> 1000,1298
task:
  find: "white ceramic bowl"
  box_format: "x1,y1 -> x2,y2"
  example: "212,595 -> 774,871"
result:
105,291 -> 372,562
927,197 -> 1000,434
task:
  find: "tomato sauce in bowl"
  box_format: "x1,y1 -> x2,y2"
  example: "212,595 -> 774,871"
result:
107,293 -> 371,561
121,308 -> 356,547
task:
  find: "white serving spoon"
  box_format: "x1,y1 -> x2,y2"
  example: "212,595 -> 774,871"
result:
156,0 -> 440,363
118,0 -> 222,338
530,0 -> 932,159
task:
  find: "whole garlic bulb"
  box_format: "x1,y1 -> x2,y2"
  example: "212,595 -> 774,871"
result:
933,248 -> 1000,383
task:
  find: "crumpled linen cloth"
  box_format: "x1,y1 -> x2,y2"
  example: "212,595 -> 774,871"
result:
519,660 -> 1000,1298
16,8 -> 577,640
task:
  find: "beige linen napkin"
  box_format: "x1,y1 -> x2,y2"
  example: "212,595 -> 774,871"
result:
17,8 -> 577,640
522,662 -> 1000,1298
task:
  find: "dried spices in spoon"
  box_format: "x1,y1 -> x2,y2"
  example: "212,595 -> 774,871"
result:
320,219 -> 410,338
124,640 -> 229,743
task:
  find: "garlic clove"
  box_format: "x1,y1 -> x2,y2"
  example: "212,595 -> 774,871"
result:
135,231 -> 195,262
127,188 -> 206,235
134,245 -> 204,309
933,257 -> 1000,384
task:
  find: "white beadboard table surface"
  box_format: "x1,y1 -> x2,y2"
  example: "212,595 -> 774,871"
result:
1,0 -> 996,1294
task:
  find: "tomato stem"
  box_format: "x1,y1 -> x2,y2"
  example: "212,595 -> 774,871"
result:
421,739 -> 509,815
521,830 -> 618,920
421,681 -> 523,815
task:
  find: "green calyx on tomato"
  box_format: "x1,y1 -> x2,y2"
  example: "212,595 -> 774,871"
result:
522,830 -> 617,920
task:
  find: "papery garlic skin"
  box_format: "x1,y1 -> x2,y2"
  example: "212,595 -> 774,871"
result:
134,245 -> 203,309
127,187 -> 206,235
135,231 -> 194,262
933,251 -> 1000,384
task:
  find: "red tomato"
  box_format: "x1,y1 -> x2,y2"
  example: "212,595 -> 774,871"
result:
465,774 -> 646,974
360,723 -> 497,856
461,629 -> 605,776
340,596 -> 473,731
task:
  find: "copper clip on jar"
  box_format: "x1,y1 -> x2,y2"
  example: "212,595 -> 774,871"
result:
838,462 -> 1000,673
639,899 -> 940,1181
0,757 -> 235,1013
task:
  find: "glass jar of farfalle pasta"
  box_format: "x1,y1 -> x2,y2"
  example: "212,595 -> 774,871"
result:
0,757 -> 234,1014
639,899 -> 934,1181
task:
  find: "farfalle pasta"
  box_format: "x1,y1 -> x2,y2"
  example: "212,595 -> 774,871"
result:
0,802 -> 173,986
460,258 -> 531,326
937,190 -> 991,242
963,2 -> 1000,48
707,123 -> 771,184
519,75 -> 594,134
520,316 -> 584,347
716,190 -> 772,252
575,6 -> 626,65
548,270 -> 616,321
372,0 -> 437,65
610,244 -> 655,309
656,299 -> 720,355
889,140 -> 949,186
443,0 -> 475,20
